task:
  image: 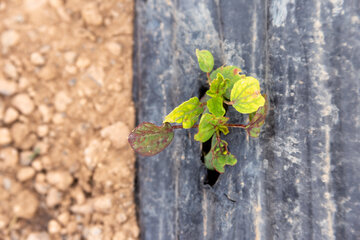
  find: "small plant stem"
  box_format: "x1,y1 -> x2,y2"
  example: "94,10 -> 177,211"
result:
171,124 -> 199,129
206,72 -> 211,85
171,123 -> 247,129
200,102 -> 207,107
224,100 -> 234,105
225,123 -> 247,129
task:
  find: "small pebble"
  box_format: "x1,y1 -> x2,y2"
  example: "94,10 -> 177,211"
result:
18,77 -> 31,90
34,182 -> 49,195
116,213 -> 128,224
106,42 -> 122,56
66,222 -> 78,234
46,187 -> 62,208
75,56 -> 90,70
71,187 -> 86,204
65,65 -> 77,74
93,195 -> 112,212
0,128 -> 12,145
11,123 -> 30,146
37,64 -> 57,81
37,125 -> 49,137
0,147 -> 18,168
20,133 -> 38,150
46,171 -> 73,191
57,212 -> 70,225
26,232 -> 50,240
11,93 -> 35,115
52,113 -> 64,124
83,226 -> 103,240
30,52 -> 45,66
17,167 -> 36,182
4,107 -> 19,124
54,91 -> 72,112
2,177 -> 11,190
84,139 -> 101,170
12,190 -> 39,219
100,121 -> 130,149
38,104 -> 52,123
31,159 -> 43,171
70,203 -> 93,214
82,3 -> 103,26
3,61 -> 18,79
64,51 -> 77,64
113,231 -> 127,240
0,78 -> 17,96
1,30 -> 19,48
0,214 -> 9,229
20,151 -> 33,166
48,220 -> 61,234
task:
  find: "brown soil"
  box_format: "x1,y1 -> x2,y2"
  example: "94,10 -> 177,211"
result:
0,0 -> 138,239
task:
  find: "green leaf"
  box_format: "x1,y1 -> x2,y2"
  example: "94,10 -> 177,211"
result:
207,96 -> 225,117
163,97 -> 204,128
196,49 -> 214,73
213,151 -> 237,173
246,94 -> 269,138
128,122 -> 174,156
204,135 -> 217,170
210,66 -> 243,99
204,139 -> 237,173
206,73 -> 229,98
194,113 -> 228,142
230,76 -> 265,114
218,125 -> 229,135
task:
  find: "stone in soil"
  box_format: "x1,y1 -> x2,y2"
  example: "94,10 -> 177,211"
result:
76,56 -> 90,70
81,3 -> 103,26
12,190 -> 39,219
54,91 -> 72,112
11,93 -> 35,115
37,64 -> 57,81
30,52 -> 46,66
0,214 -> 9,229
100,121 -> 130,149
1,30 -> 20,48
46,187 -> 63,207
64,51 -> 77,64
0,147 -> 18,168
17,167 -> 36,182
11,122 -> 30,146
93,195 -> 112,213
116,212 -> 128,224
70,202 -> 93,214
3,107 -> 19,124
57,211 -> 70,225
19,133 -> 38,150
26,232 -> 50,240
0,128 -> 11,145
0,78 -> 17,96
48,219 -> 61,234
83,225 -> 103,240
38,104 -> 53,123
36,125 -> 49,137
106,42 -> 122,56
46,170 -> 73,191
20,150 -> 34,166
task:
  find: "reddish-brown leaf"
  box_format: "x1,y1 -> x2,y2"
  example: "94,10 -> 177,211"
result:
128,122 -> 174,156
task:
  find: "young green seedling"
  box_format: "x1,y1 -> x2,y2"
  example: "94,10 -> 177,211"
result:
128,49 -> 268,174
